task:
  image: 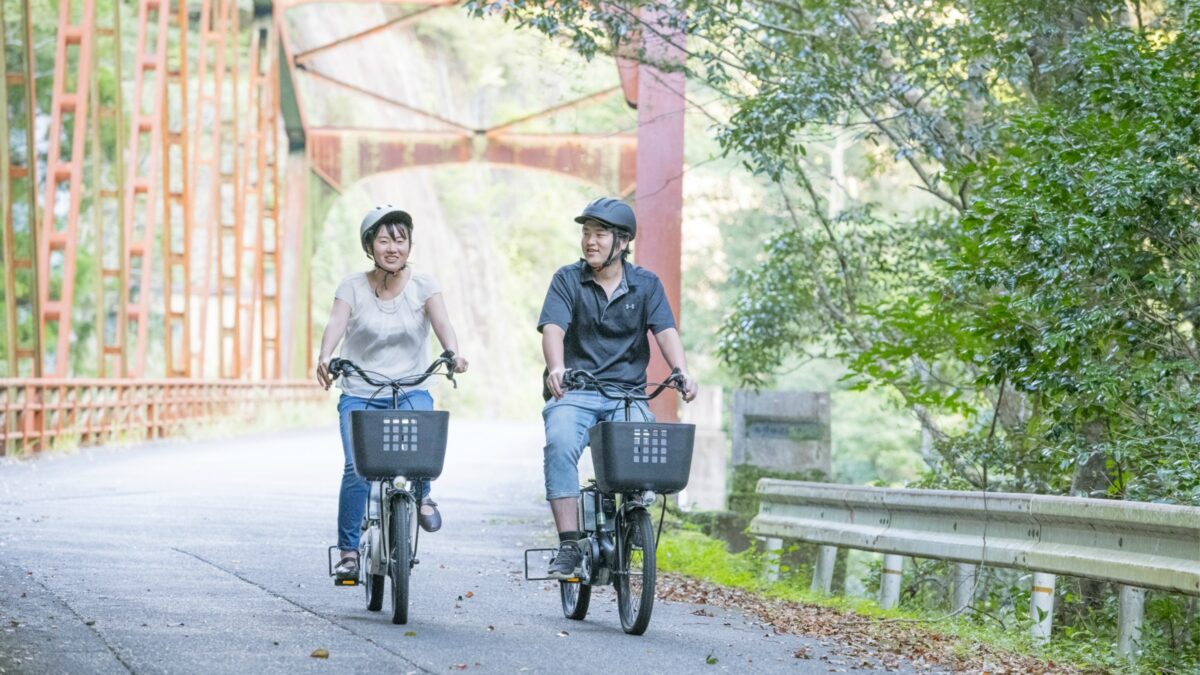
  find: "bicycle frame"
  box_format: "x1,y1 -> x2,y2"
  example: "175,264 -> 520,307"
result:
327,353 -> 456,624
524,370 -> 684,583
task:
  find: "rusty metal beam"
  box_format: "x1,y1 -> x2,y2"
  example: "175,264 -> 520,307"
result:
293,4 -> 448,64
259,25 -> 284,379
122,0 -> 171,377
217,0 -> 244,379
191,0 -> 225,379
163,0 -> 193,377
240,23 -> 271,379
40,0 -> 98,377
307,128 -> 636,193
633,8 -> 686,423
1,0 -> 42,382
92,0 -> 126,378
0,378 -> 325,454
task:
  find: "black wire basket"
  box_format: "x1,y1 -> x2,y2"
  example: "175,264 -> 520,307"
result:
349,410 -> 449,480
588,421 -> 695,493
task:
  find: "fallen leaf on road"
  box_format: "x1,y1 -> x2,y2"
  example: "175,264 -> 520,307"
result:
85,620 -> 96,626
311,649 -> 329,659
451,664 -> 467,670
404,631 -> 416,637
465,591 -> 474,599
557,631 -> 570,637
705,652 -> 718,665
487,625 -> 495,631
656,574 -> 1082,674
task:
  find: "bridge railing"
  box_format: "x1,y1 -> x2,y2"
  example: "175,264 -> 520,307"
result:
0,379 -> 327,455
749,479 -> 1200,658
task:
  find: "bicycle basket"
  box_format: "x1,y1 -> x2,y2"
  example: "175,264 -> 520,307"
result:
588,421 -> 695,493
349,410 -> 449,480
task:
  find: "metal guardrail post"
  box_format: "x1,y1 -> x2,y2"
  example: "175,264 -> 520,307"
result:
763,537 -> 783,582
952,563 -> 977,614
1031,572 -> 1056,643
1118,585 -> 1145,658
810,545 -> 837,594
879,554 -> 903,609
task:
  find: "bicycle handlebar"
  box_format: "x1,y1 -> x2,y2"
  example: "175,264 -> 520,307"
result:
328,351 -> 458,389
562,368 -> 685,402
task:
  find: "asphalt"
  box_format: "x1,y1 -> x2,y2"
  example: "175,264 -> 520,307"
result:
0,421 -> 918,674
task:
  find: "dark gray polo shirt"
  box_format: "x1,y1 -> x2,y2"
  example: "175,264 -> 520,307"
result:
537,260 -> 677,389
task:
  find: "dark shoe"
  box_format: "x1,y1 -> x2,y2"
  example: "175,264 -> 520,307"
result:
547,541 -> 582,580
418,497 -> 442,533
333,555 -> 359,580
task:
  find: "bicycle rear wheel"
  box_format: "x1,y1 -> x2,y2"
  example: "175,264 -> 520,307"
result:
560,580 -> 591,620
389,497 -> 413,624
615,508 -> 656,635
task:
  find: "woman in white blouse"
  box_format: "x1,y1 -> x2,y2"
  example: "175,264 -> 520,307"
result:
315,205 -> 469,581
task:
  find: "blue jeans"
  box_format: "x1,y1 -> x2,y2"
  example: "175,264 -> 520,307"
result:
542,390 -> 653,500
337,391 -> 434,551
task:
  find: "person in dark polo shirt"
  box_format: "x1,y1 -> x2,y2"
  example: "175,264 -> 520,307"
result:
537,196 -> 698,579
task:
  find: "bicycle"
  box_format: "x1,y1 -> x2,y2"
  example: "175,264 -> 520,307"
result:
325,351 -> 457,625
524,368 -> 695,635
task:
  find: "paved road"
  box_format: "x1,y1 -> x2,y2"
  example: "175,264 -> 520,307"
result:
0,421 -> 910,674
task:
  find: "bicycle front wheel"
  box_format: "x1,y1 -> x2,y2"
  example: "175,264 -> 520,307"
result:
389,497 -> 413,624
615,508 -> 656,635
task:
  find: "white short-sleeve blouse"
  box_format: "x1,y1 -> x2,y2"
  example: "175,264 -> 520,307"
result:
333,270 -> 442,398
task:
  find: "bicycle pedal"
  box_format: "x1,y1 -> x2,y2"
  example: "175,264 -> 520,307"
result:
334,577 -> 360,587
523,547 -> 560,581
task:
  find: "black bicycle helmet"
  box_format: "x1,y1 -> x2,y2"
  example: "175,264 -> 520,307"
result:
359,204 -> 413,254
574,197 -> 636,240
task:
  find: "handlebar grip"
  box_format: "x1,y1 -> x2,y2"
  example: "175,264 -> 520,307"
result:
327,358 -> 348,379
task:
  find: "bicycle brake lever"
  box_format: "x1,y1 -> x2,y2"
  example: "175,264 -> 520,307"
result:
328,358 -> 345,380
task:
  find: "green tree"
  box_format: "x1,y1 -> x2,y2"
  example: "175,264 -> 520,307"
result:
468,0 -> 1200,505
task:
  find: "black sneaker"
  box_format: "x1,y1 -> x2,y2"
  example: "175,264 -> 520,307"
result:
547,541 -> 583,580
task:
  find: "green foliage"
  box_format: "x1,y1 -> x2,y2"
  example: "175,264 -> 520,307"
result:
473,0 -> 1200,504
470,0 -> 1200,664
727,464 -> 826,520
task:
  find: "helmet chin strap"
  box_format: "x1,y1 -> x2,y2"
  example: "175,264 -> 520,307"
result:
372,261 -> 407,297
600,236 -> 623,269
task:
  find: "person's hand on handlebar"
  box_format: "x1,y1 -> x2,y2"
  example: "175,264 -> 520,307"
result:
546,367 -> 567,400
316,356 -> 335,390
451,353 -> 469,374
674,370 -> 699,403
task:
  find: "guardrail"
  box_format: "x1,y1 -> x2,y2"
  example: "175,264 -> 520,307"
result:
748,479 -> 1200,657
0,379 -> 328,455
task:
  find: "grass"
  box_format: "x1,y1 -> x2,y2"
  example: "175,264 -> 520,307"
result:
656,528 -> 1194,674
